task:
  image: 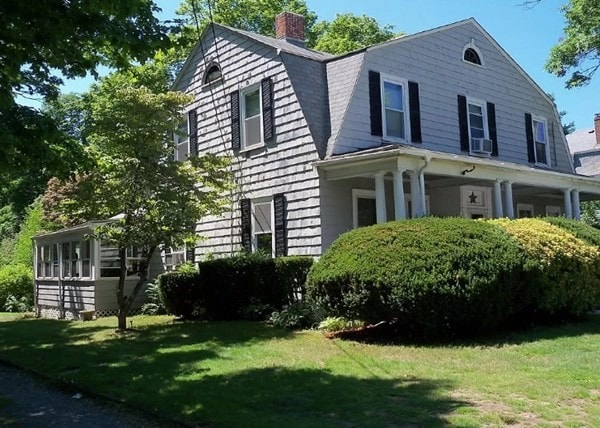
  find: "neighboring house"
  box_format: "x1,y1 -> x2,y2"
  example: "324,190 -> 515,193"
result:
33,219 -> 166,320
567,114 -> 600,176
173,12 -> 600,260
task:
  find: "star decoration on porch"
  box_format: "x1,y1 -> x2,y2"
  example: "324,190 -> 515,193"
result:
468,191 -> 478,204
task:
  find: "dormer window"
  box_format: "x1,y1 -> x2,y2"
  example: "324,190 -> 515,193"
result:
202,61 -> 222,85
462,40 -> 484,66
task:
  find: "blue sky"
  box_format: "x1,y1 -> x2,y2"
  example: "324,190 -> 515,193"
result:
61,0 -> 598,131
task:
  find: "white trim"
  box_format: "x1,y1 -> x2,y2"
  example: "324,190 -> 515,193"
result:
352,189 -> 376,228
531,115 -> 551,167
462,40 -> 485,67
250,197 -> 274,256
174,114 -> 190,162
466,97 -> 490,156
240,83 -> 264,150
380,73 -> 410,143
516,203 -> 535,218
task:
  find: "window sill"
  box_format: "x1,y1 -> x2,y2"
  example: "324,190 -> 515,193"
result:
462,59 -> 485,68
238,142 -> 266,155
469,151 -> 492,158
534,162 -> 551,169
381,136 -> 410,145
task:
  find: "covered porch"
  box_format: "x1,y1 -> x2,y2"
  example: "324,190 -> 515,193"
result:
316,146 -> 600,250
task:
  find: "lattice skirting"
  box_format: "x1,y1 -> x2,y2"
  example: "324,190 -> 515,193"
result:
37,305 -> 142,320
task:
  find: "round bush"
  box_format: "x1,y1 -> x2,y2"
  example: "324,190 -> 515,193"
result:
306,217 -> 524,338
0,263 -> 34,311
492,218 -> 600,317
157,271 -> 202,319
541,216 -> 600,248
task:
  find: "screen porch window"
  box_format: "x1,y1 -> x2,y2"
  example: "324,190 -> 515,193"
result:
241,86 -> 262,148
164,247 -> 185,272
382,79 -> 406,140
37,244 -> 51,278
533,118 -> 548,165
100,242 -> 144,278
61,240 -> 91,278
252,200 -> 273,255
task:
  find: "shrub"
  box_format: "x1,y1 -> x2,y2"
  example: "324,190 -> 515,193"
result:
274,256 -> 314,302
140,278 -> 167,315
0,264 -> 34,311
317,316 -> 364,332
306,217 -> 524,338
269,300 -> 326,329
157,271 -> 202,319
541,216 -> 600,248
492,218 -> 600,317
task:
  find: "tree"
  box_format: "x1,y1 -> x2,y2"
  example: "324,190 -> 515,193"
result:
547,93 -> 576,135
53,75 -> 231,331
545,0 -> 600,87
0,0 -> 172,183
312,13 -> 399,55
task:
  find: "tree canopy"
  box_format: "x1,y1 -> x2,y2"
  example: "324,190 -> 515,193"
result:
0,0 -> 172,183
545,0 -> 600,87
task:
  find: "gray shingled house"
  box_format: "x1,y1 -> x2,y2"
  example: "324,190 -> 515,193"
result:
567,114 -> 600,176
172,13 -> 600,260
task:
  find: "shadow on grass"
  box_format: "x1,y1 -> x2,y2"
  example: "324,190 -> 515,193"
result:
0,318 -> 466,427
330,314 -> 600,348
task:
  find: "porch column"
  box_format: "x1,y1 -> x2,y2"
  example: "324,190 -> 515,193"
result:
392,170 -> 407,220
502,181 -> 515,219
409,171 -> 421,218
493,180 -> 504,218
571,189 -> 581,220
374,172 -> 387,224
563,188 -> 573,219
418,170 -> 427,217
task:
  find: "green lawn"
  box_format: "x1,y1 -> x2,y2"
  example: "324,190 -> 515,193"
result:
0,312 -> 27,322
0,315 -> 599,427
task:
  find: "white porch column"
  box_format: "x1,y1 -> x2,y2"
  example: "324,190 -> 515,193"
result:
563,188 -> 573,219
571,189 -> 581,220
374,173 -> 387,224
409,171 -> 421,218
392,170 -> 407,220
493,180 -> 504,218
502,181 -> 514,219
418,170 -> 427,217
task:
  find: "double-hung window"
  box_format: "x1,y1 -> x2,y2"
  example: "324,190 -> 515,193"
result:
532,116 -> 549,166
467,99 -> 492,154
252,199 -> 273,255
174,116 -> 189,161
381,76 -> 408,141
241,85 -> 262,149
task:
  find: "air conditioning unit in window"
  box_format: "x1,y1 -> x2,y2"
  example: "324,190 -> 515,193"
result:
471,138 -> 493,155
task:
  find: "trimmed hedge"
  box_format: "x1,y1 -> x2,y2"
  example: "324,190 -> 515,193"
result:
306,217 -> 524,338
158,254 -> 313,320
0,264 -> 34,312
493,218 -> 600,317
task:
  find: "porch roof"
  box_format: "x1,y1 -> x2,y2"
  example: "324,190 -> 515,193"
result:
314,145 -> 600,196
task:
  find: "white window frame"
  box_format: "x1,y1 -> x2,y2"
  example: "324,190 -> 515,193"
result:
517,203 -> 535,218
163,246 -> 186,272
251,198 -> 274,256
466,97 -> 489,155
35,240 -> 91,280
99,241 -> 144,278
380,74 -> 410,143
545,205 -> 562,217
462,41 -> 485,67
352,189 -> 376,229
240,84 -> 264,150
532,115 -> 550,167
174,115 -> 189,162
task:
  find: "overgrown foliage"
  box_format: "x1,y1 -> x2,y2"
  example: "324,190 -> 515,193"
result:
158,254 -> 314,320
0,264 -> 33,312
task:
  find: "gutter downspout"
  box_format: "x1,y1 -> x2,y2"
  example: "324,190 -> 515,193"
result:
417,156 -> 431,217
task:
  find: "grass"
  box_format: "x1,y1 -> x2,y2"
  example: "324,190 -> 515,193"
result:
0,315 -> 599,427
0,312 -> 27,322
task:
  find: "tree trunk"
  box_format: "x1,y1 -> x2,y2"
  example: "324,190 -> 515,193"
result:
116,247 -> 128,332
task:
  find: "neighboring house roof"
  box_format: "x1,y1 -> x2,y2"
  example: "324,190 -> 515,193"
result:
567,128 -> 597,154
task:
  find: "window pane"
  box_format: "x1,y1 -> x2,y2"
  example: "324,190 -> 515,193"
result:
535,121 -> 546,142
256,233 -> 272,254
62,260 -> 70,277
71,260 -> 80,277
101,260 -> 120,277
254,202 -> 272,233
244,115 -> 261,147
535,142 -> 547,164
469,113 -> 484,129
385,110 -> 405,139
72,242 -> 80,260
384,82 -> 403,110
81,241 -> 90,259
244,89 -> 260,118
468,104 -> 482,115
470,128 -> 485,139
82,260 -> 91,277
357,197 -> 377,227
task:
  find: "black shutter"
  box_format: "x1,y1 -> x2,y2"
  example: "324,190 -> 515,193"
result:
188,110 -> 198,157
185,246 -> 195,263
273,193 -> 287,257
525,112 -> 535,163
487,102 -> 498,156
369,70 -> 382,136
230,90 -> 240,150
408,81 -> 422,143
240,198 -> 251,252
261,77 -> 274,143
457,95 -> 469,152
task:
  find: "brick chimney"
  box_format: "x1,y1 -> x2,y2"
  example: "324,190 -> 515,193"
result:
275,12 -> 305,47
595,113 -> 600,146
